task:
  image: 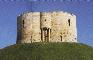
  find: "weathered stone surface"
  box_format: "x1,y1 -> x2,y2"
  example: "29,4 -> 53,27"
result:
17,11 -> 77,44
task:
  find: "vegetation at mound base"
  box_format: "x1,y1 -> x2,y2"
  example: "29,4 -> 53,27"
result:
0,42 -> 93,60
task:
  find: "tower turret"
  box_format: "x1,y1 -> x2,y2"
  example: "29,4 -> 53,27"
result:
40,12 -> 51,42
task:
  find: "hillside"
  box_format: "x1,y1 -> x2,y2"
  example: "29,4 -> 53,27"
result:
0,43 -> 93,60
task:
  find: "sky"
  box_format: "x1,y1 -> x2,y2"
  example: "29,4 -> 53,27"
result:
0,1 -> 93,48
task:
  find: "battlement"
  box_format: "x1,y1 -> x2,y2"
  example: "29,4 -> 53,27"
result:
17,11 -> 77,44
19,11 -> 76,16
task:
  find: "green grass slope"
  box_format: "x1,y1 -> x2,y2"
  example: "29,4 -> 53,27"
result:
0,43 -> 93,60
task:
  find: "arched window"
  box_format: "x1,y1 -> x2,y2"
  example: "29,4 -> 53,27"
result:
68,19 -> 70,26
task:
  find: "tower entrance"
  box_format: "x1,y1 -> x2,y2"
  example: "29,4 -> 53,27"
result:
41,27 -> 51,42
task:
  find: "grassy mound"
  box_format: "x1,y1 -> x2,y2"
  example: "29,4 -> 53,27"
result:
0,42 -> 93,60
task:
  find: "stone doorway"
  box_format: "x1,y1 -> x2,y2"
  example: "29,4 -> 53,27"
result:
41,27 -> 51,42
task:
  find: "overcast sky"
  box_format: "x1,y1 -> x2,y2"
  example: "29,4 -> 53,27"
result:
0,1 -> 93,48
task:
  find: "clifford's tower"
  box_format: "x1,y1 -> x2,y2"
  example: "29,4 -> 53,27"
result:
16,11 -> 77,44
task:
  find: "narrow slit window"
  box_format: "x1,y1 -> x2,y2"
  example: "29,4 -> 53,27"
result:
45,19 -> 46,21
60,36 -> 62,41
23,20 -> 25,28
30,36 -> 32,43
68,19 -> 70,26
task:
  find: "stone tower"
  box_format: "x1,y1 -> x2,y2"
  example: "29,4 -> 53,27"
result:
16,11 -> 77,44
